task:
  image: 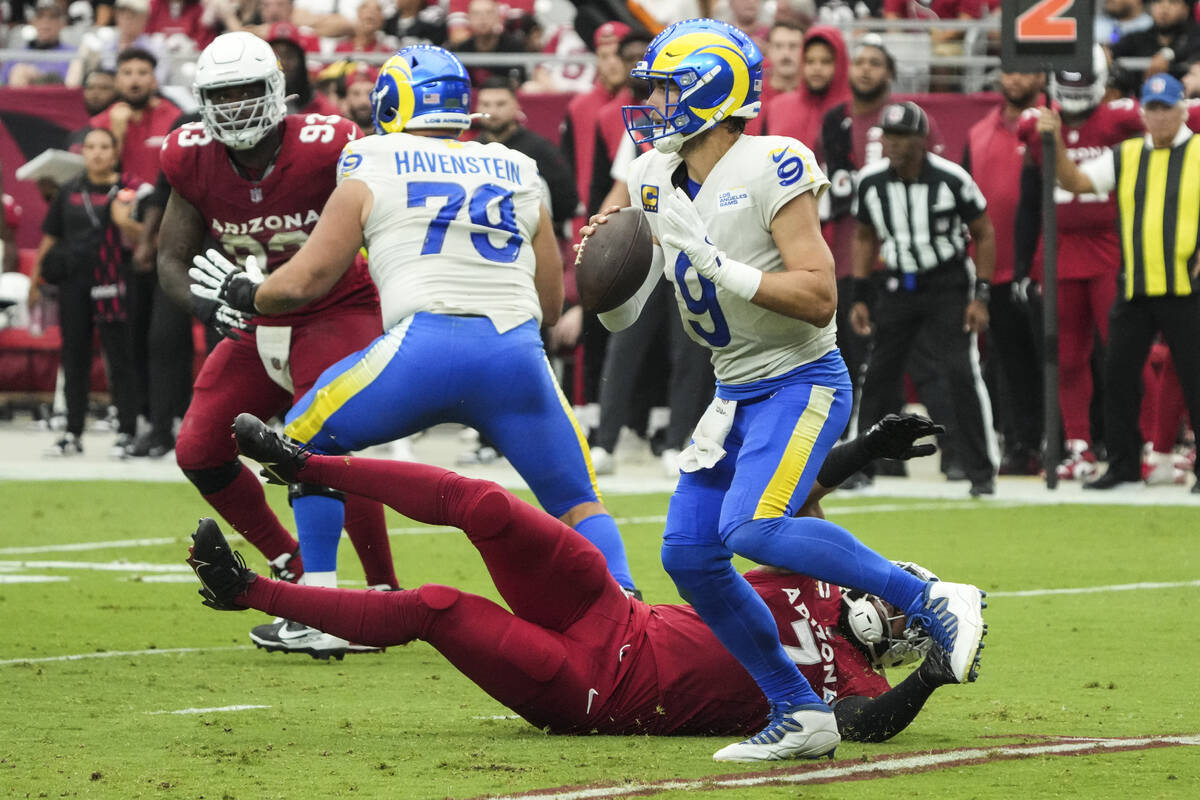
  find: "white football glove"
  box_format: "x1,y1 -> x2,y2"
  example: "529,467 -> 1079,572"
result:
658,187 -> 721,279
658,187 -> 762,301
189,249 -> 264,315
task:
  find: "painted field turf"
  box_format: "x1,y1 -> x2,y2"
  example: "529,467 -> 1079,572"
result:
2,482 -> 1198,799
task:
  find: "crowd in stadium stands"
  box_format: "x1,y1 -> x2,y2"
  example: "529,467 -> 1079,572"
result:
1,0 -> 1198,491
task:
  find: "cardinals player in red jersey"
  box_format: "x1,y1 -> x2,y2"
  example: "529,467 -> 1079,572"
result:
1016,46 -> 1144,480
187,412 -> 964,743
156,32 -> 397,659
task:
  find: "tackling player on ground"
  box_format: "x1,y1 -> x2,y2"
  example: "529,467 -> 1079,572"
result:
187,412 -> 966,742
156,32 -> 398,657
581,18 -> 986,761
189,46 -> 640,598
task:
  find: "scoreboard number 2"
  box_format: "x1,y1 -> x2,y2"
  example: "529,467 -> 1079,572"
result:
1015,0 -> 1076,43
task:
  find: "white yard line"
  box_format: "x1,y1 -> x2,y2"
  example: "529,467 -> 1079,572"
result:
146,705 -> 270,715
481,735 -> 1200,800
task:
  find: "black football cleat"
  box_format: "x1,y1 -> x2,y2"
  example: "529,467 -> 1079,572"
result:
232,413 -> 310,485
186,518 -> 256,611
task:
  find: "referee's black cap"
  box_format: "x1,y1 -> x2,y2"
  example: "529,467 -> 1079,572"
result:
879,101 -> 929,136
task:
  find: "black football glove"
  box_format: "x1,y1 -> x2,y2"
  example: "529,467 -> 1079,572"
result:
862,413 -> 945,461
189,248 -> 263,315
192,295 -> 254,342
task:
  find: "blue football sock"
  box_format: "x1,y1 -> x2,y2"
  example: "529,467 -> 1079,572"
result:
292,493 -> 345,573
724,517 -> 927,612
662,542 -> 822,709
573,513 -> 636,590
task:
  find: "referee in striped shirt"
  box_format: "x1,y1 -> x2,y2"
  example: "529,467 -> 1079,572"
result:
1040,74 -> 1200,492
850,101 -> 999,497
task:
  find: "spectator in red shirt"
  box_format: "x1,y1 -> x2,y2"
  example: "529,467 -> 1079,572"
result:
334,0 -> 396,53
726,0 -> 771,51
746,20 -> 804,135
341,63 -> 377,134
761,24 -> 850,151
146,0 -> 219,50
883,0 -> 984,55
451,0 -> 529,87
90,48 -> 182,188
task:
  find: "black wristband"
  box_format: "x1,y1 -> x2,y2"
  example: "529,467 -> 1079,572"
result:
817,436 -> 872,488
222,274 -> 261,315
851,277 -> 871,305
973,279 -> 991,304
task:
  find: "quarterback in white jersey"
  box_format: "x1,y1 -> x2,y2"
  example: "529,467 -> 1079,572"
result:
583,19 -> 987,764
623,134 -> 835,384
191,45 -> 641,596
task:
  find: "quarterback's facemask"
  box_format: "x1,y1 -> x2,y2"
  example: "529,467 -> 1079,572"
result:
1050,44 -> 1108,116
842,561 -> 937,669
621,17 -> 763,154
194,32 -> 287,150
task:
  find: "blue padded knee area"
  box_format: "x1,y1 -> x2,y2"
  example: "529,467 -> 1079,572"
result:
660,541 -> 820,708
573,514 -> 635,591
723,517 -> 926,611
292,493 -> 346,573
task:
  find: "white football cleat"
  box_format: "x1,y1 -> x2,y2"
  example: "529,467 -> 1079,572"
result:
712,703 -> 840,762
249,618 -> 382,660
1143,453 -> 1187,485
1056,439 -> 1098,480
590,446 -> 615,475
908,581 -> 986,683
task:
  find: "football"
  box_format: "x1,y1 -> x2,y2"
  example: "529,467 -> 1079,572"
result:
575,207 -> 654,313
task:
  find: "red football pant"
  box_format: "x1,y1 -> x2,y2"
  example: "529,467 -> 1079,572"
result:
1058,275 -> 1117,443
239,456 -> 632,732
177,309 -> 395,587
1142,344 -> 1190,453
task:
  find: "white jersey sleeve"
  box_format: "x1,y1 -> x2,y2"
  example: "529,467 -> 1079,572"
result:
627,135 -> 837,385
336,133 -> 545,332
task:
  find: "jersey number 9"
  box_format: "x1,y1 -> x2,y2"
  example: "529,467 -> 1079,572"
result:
674,252 -> 731,347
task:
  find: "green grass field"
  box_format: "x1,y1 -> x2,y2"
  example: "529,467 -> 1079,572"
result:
3,481 -> 1199,799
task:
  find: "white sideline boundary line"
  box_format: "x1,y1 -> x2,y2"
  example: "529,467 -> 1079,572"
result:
482,735 -> 1200,800
0,501 -> 1022,557
0,645 -> 253,665
989,579 -> 1200,598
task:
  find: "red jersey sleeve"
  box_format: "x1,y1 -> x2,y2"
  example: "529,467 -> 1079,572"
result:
158,122 -> 210,207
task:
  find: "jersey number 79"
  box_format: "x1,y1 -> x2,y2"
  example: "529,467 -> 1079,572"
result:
408,180 -> 523,263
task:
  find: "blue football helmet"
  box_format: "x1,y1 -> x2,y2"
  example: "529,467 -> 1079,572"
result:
622,18 -> 763,153
371,45 -> 472,134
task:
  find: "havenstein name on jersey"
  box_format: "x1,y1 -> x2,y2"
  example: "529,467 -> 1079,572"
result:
391,149 -> 524,183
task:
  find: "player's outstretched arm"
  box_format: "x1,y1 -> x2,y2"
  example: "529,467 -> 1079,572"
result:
531,204 -> 564,326
252,181 -> 370,314
796,414 -> 944,514
832,651 -> 953,743
158,190 -> 209,312
759,191 -> 838,326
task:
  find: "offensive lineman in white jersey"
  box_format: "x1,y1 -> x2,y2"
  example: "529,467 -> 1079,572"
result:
582,18 -> 986,762
190,45 -> 639,596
